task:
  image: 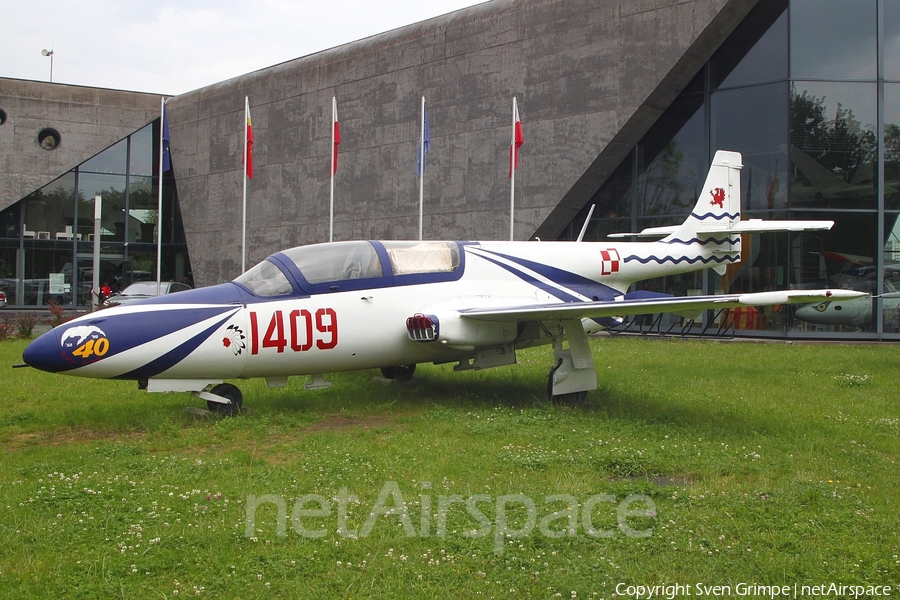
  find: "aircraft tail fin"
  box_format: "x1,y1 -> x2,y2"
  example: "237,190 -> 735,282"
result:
606,151 -> 833,275
664,150 -> 742,244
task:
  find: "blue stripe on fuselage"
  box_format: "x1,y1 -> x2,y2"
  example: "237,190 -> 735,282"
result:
470,249 -> 619,302
50,306 -> 240,373
115,312 -> 237,380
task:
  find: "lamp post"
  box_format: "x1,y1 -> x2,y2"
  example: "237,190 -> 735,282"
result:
41,49 -> 54,82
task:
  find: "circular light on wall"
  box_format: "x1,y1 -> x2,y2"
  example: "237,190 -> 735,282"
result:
0,109 -> 7,125
38,127 -> 61,150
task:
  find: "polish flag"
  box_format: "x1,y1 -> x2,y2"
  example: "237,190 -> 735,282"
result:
508,99 -> 523,179
244,98 -> 253,179
332,97 -> 340,175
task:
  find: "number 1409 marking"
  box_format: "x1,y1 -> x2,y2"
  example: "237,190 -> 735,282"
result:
249,308 -> 338,355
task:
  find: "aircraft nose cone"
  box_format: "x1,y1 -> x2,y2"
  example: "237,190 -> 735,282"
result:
22,328 -> 65,373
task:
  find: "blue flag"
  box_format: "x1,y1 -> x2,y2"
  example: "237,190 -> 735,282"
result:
162,105 -> 172,173
416,105 -> 430,177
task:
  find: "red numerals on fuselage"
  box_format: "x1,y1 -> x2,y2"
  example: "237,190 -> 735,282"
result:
249,308 -> 338,355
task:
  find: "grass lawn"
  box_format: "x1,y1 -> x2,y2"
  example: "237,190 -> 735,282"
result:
1,335 -> 898,598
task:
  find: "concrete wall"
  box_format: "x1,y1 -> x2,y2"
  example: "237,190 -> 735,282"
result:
167,0 -> 758,286
0,78 -> 164,208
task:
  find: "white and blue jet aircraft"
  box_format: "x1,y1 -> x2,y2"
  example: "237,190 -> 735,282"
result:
22,151 -> 865,412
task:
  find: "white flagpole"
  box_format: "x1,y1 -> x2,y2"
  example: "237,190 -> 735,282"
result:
157,97 -> 165,296
242,96 -> 249,272
330,96 -> 337,243
419,96 -> 425,241
509,96 -> 517,242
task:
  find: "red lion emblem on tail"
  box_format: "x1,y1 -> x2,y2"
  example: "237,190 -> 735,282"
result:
709,187 -> 726,208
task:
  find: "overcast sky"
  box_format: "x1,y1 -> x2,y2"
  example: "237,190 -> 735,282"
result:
2,0 -> 487,96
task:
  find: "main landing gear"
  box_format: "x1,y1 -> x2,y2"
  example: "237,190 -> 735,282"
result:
546,319 -> 597,405
380,364 -> 417,382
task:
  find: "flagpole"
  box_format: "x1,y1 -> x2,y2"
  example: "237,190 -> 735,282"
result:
156,97 -> 165,296
242,96 -> 249,272
418,96 -> 425,241
330,96 -> 337,243
509,96 -> 517,242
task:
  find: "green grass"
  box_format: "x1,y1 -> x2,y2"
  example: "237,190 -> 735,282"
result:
1,336 -> 899,597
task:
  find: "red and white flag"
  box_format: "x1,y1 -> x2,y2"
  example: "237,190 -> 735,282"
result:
244,98 -> 253,179
508,98 -> 523,179
332,97 -> 340,175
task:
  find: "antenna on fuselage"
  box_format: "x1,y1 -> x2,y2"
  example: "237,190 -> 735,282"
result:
575,204 -> 596,242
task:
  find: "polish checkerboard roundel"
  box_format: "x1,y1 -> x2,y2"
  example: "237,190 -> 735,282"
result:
599,248 -> 620,275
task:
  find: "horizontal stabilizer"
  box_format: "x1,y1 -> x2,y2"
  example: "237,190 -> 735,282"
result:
607,226 -> 678,238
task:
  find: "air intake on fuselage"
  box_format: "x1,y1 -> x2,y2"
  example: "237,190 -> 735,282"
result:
406,314 -> 438,342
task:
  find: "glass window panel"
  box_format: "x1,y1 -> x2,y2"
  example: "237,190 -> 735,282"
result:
118,250 -> 159,289
580,151 -> 636,240
711,82 -> 789,210
0,203 -> 20,239
886,0 -> 900,81
886,84 -> 900,210
636,94 -> 707,217
129,123 -> 155,177
711,0 -> 787,89
790,82 -> 877,209
161,179 -> 183,244
624,244 -> 706,332
78,173 -> 127,241
80,137 -> 128,175
884,213 -> 900,333
786,212 -> 878,333
21,242 -> 75,307
790,0 -> 877,80
128,176 -> 158,244
24,173 -> 76,243
708,229 -> 791,332
0,240 -> 17,304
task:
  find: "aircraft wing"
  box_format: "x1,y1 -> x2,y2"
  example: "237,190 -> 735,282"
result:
608,219 -> 832,238
458,289 -> 867,322
698,219 -> 833,233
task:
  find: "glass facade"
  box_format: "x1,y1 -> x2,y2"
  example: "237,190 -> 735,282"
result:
0,120 -> 191,308
568,0 -> 898,337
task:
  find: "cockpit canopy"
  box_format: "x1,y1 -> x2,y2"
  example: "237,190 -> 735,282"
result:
234,240 -> 462,297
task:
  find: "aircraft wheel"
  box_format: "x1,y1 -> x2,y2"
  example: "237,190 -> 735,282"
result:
546,359 -> 587,405
550,391 -> 588,406
380,364 -> 416,382
208,383 -> 243,416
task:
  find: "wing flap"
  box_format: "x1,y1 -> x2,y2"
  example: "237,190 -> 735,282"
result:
458,289 -> 867,323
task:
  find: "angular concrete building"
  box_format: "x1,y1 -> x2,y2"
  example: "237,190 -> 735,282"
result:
2,0 -> 899,338
167,0 -> 755,283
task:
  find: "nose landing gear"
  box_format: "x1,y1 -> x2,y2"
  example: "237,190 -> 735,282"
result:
198,383 -> 243,416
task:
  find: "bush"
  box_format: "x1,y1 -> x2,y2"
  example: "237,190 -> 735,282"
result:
46,299 -> 74,327
0,314 -> 13,342
15,312 -> 40,339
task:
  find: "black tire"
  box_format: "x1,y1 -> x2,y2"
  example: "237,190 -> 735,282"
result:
547,358 -> 587,405
380,364 -> 417,382
208,383 -> 243,416
550,390 -> 588,406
